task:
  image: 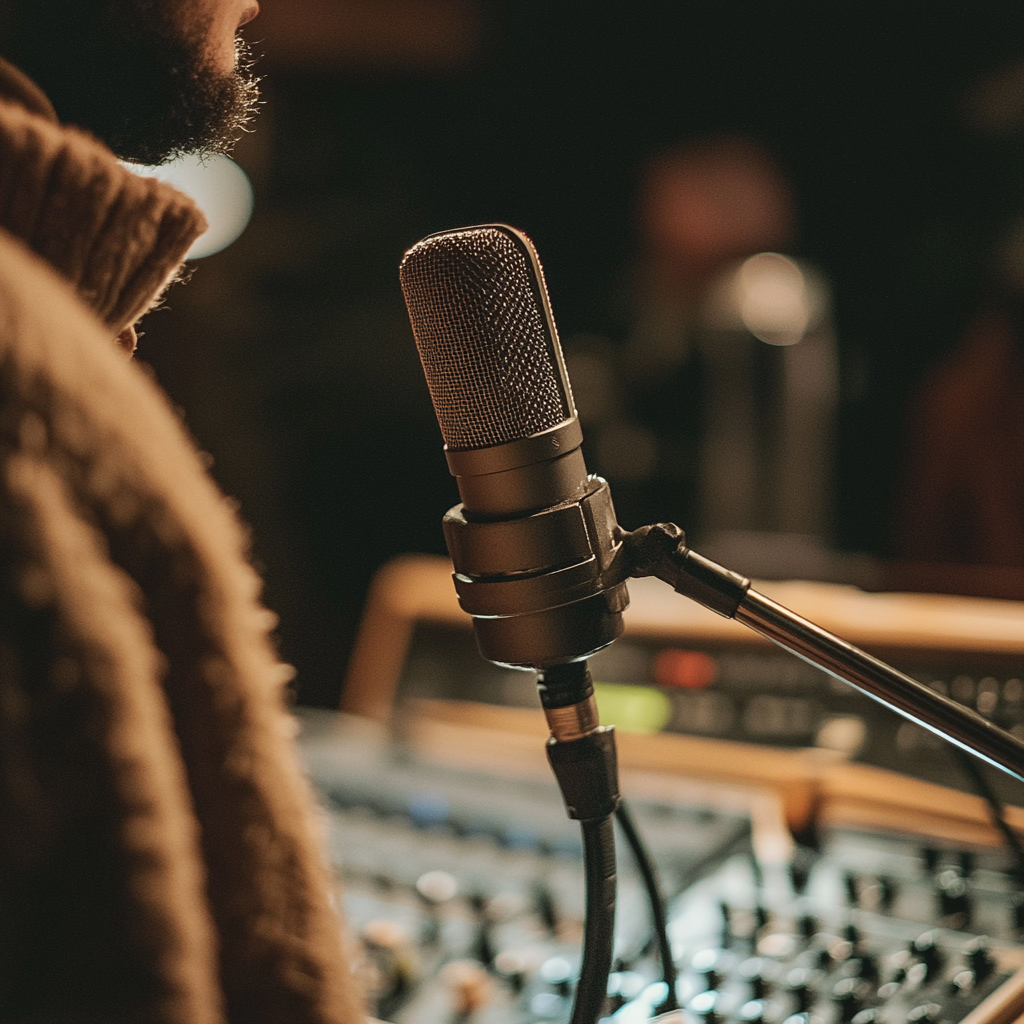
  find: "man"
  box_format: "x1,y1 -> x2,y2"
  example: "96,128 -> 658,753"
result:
0,2 -> 364,1021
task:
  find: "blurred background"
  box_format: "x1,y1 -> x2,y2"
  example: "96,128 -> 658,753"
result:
136,0 -> 1024,708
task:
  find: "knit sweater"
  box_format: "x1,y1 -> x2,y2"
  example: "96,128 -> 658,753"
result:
0,60 -> 365,1024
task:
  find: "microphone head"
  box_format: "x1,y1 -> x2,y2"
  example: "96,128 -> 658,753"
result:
399,224 -> 627,667
399,224 -> 576,451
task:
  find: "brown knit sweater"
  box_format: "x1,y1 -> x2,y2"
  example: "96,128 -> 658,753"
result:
0,61 -> 365,1024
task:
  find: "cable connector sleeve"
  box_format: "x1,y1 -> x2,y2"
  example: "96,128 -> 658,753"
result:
546,726 -> 620,821
537,661 -> 593,709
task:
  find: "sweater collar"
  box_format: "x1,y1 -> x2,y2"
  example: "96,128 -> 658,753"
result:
0,58 -> 207,353
0,58 -> 57,122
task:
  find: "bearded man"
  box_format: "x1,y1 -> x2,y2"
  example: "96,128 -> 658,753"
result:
0,3 -> 364,1022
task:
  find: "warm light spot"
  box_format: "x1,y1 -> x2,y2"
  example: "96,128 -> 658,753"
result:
123,154 -> 254,259
815,715 -> 867,756
593,683 -> 672,733
652,649 -> 719,689
733,252 -> 809,345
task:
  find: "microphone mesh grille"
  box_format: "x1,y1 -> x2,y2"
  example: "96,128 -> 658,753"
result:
400,226 -> 571,450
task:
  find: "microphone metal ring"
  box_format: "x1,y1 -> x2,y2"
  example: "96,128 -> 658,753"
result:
544,696 -> 601,743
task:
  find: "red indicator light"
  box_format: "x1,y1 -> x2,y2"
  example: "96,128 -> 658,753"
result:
653,649 -> 718,689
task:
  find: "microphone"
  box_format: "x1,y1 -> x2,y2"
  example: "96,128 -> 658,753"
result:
401,226 -> 629,1024
400,224 -> 630,671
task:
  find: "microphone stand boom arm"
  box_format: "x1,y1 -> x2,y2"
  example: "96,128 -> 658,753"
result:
622,522 -> 1024,785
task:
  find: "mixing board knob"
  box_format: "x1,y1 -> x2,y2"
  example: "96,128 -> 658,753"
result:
361,919 -> 419,1018
936,868 -> 972,927
417,870 -> 459,904
850,954 -> 879,981
833,976 -> 870,1021
876,875 -> 897,913
440,960 -> 493,1019
362,917 -> 415,952
757,932 -> 797,959
686,988 -> 722,1022
528,991 -> 568,1020
850,1010 -> 878,1024
539,955 -> 574,997
606,970 -> 647,1012
829,937 -> 855,964
948,968 -> 976,996
963,936 -> 996,982
907,1002 -> 942,1023
416,869 -> 458,946
888,952 -> 909,988
494,949 -> 530,994
911,932 -> 944,976
906,961 -> 930,989
738,956 -> 771,998
736,997 -> 767,1022
784,967 -> 814,1011
782,1014 -> 810,1024
690,948 -> 733,990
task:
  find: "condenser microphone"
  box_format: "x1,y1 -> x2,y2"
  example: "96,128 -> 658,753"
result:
400,225 -> 630,669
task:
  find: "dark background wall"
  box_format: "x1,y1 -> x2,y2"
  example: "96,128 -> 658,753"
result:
136,0 -> 1024,706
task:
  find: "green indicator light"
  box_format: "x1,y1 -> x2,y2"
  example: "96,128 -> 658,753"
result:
593,683 -> 672,734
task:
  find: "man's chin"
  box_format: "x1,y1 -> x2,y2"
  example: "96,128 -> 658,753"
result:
96,39 -> 259,165
109,67 -> 260,165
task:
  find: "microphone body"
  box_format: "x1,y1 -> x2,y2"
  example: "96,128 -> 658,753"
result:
400,224 -> 628,668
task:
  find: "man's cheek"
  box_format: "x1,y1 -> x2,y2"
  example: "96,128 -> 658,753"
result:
179,0 -> 241,73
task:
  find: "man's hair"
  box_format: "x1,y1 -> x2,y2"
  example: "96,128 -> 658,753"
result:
6,0 -> 259,164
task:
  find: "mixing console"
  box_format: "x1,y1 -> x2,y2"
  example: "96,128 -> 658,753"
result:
660,832 -> 1024,1024
298,710 -> 1024,1024
342,559 -> 1024,806
392,620 -> 1024,805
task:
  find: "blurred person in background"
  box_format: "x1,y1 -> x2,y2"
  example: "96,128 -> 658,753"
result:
569,136 -> 798,528
0,1 -> 364,1021
897,217 -> 1024,571
570,137 -> 842,566
893,54 -> 1024,593
567,135 -> 851,581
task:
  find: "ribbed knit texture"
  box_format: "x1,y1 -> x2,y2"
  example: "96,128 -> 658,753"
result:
0,78 -> 206,351
0,62 -> 365,1024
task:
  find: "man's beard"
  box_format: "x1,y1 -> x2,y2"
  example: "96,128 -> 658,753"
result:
8,0 -> 260,165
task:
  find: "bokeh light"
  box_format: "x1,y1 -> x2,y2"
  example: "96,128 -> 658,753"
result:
124,154 -> 254,259
734,252 -> 810,346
